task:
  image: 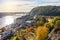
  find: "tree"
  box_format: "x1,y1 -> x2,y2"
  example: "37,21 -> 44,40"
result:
39,17 -> 47,23
55,20 -> 60,28
47,17 -> 60,28
51,17 -> 60,24
39,21 -> 44,26
44,23 -> 54,32
34,27 -> 49,40
35,21 -> 44,26
35,17 -> 47,26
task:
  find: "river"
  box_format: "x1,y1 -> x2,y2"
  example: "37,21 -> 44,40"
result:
0,13 -> 28,28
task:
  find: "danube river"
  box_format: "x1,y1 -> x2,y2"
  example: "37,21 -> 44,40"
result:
0,13 -> 28,28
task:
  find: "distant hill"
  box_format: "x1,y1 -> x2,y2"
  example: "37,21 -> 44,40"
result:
0,12 -> 29,18
29,6 -> 60,16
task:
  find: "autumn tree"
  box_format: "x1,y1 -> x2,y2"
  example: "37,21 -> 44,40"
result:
34,27 -> 49,40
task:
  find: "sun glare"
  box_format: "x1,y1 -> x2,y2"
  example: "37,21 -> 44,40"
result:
4,16 -> 14,25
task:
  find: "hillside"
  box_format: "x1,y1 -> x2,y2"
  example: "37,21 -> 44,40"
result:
29,6 -> 60,16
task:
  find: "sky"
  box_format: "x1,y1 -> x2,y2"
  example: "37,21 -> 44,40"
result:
0,0 -> 60,12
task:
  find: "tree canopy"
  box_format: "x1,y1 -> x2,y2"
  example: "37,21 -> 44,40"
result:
34,27 -> 49,40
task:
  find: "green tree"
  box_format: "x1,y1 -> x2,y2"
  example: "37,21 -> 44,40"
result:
35,17 -> 47,26
44,23 -> 51,29
55,20 -> 60,28
44,23 -> 54,32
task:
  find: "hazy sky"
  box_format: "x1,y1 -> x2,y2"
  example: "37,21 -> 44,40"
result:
0,0 -> 60,12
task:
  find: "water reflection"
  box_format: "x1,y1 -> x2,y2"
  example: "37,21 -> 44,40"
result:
0,13 -> 27,28
0,16 -> 14,28
4,16 -> 14,25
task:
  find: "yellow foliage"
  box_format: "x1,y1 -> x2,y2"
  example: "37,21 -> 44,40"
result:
34,27 -> 49,40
